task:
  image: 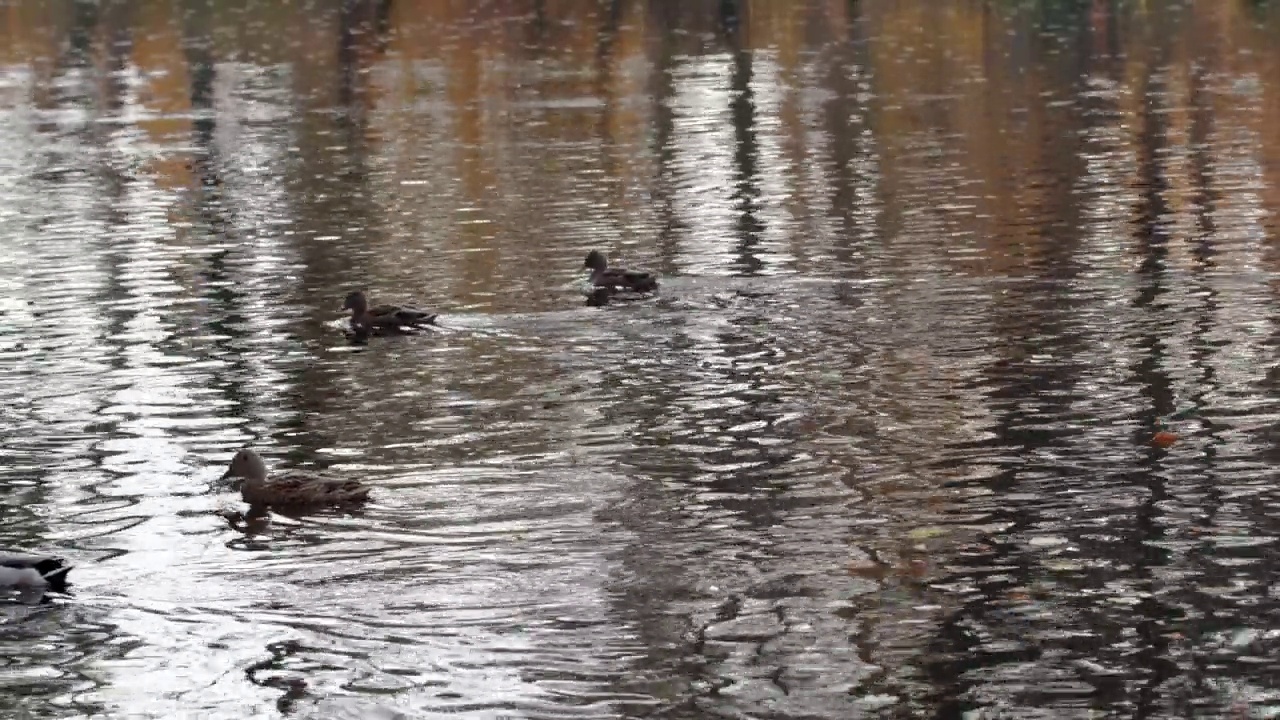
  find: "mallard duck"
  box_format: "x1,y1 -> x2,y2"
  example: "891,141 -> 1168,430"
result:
0,550 -> 71,593
220,448 -> 371,508
583,250 -> 658,293
342,290 -> 437,335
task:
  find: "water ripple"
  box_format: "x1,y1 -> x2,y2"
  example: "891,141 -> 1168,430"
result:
2,2 -> 1280,719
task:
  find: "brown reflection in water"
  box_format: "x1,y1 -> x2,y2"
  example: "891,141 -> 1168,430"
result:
2,0 -> 1280,716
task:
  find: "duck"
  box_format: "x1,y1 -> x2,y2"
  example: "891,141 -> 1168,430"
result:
1,550 -> 72,593
583,250 -> 658,293
342,290 -> 437,336
220,448 -> 371,509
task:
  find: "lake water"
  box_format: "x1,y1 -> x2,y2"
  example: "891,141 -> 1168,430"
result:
2,0 -> 1280,718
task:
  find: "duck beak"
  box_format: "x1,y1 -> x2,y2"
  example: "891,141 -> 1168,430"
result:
218,469 -> 243,491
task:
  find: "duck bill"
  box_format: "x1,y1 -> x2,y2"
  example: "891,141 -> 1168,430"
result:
217,470 -> 243,491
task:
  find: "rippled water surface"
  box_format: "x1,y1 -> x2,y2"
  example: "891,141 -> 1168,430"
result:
3,0 -> 1280,717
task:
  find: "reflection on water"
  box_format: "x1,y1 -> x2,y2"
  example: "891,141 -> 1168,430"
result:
2,0 -> 1280,717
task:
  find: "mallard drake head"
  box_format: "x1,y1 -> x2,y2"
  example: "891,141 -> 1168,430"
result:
342,290 -> 368,314
221,448 -> 269,488
583,250 -> 608,272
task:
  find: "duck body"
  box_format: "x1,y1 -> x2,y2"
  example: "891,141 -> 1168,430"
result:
0,551 -> 71,593
222,448 -> 371,509
240,471 -> 371,507
584,250 -> 658,294
343,290 -> 436,336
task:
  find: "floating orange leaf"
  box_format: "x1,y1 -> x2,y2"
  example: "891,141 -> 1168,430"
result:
1152,431 -> 1178,448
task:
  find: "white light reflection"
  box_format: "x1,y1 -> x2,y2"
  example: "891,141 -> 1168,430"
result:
667,53 -> 740,275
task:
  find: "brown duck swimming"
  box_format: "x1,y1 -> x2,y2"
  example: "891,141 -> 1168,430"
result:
583,250 -> 658,293
342,290 -> 437,336
220,448 -> 371,508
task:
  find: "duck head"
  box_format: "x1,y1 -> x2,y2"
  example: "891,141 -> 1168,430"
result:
221,448 -> 269,490
583,250 -> 608,272
342,290 -> 368,315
